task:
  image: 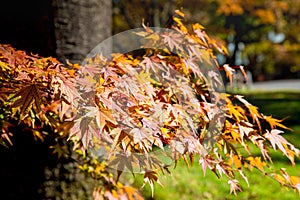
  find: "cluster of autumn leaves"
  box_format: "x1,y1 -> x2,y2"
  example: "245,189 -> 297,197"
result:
0,12 -> 300,199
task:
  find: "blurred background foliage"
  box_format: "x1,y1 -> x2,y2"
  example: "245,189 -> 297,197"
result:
113,0 -> 300,81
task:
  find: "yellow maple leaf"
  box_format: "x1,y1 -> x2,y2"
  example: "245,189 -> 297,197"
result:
263,115 -> 291,130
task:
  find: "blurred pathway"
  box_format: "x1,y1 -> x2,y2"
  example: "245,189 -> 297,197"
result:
251,79 -> 300,91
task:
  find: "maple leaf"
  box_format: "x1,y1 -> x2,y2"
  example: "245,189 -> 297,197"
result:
111,128 -> 131,152
207,70 -> 223,89
235,95 -> 262,129
109,154 -> 135,175
211,40 -> 229,56
227,103 -> 244,122
239,65 -> 247,78
151,103 -> 169,126
263,115 -> 291,130
183,58 -> 203,77
279,168 -> 300,193
142,171 -> 162,197
80,64 -> 102,77
83,106 -> 117,132
129,127 -> 151,144
228,179 -> 242,196
50,143 -> 68,158
228,154 -> 242,169
162,31 -> 183,51
173,78 -> 197,102
257,140 -> 272,162
238,122 -> 254,142
72,106 -> 117,148
52,75 -> 79,106
246,156 -> 267,172
248,105 -> 262,129
223,64 -> 235,85
10,84 -> 42,118
78,117 -> 95,148
123,186 -> 144,200
235,95 -> 251,107
238,169 -> 249,187
274,174 -> 286,185
216,163 -> 229,177
0,61 -> 11,71
193,24 -> 209,47
116,74 -> 140,97
141,117 -> 160,132
199,154 -> 215,176
140,56 -> 165,73
133,70 -> 156,100
265,129 -> 290,156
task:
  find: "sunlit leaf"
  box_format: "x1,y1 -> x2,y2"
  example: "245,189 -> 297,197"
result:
10,84 -> 42,118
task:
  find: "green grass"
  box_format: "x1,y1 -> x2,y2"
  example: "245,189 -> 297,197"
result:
129,91 -> 300,200
131,160 -> 300,200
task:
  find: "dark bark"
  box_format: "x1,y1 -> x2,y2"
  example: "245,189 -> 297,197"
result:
52,0 -> 112,63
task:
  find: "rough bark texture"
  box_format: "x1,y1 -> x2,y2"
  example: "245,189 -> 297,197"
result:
52,0 -> 112,63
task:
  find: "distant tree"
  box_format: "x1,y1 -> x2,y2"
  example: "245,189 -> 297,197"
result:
180,0 -> 300,80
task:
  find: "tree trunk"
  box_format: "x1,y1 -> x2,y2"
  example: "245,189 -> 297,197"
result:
52,0 -> 112,63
